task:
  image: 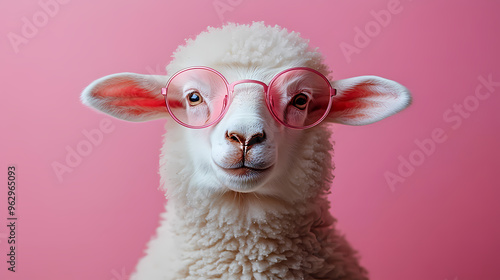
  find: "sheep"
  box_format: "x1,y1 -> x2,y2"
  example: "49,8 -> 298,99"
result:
81,22 -> 411,280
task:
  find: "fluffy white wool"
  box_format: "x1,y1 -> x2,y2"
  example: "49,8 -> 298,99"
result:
132,124 -> 367,280
166,22 -> 330,81
129,22 -> 370,279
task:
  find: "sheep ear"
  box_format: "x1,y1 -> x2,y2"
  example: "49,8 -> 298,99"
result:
327,76 -> 411,125
81,73 -> 169,122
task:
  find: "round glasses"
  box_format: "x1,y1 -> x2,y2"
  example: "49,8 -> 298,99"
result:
161,67 -> 336,129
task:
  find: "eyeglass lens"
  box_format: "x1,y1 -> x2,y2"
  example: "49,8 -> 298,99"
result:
165,68 -> 331,128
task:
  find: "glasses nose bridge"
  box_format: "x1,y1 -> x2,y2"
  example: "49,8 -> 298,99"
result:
228,79 -> 269,93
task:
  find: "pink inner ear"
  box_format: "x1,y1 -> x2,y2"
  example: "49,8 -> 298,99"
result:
97,81 -> 148,98
107,84 -> 184,110
111,98 -> 165,109
331,85 -> 379,112
98,82 -> 166,110
331,100 -> 371,111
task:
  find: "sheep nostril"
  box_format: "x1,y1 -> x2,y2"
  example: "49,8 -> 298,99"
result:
247,132 -> 266,147
226,131 -> 244,145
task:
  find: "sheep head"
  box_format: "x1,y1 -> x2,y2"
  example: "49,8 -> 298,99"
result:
81,22 -> 411,204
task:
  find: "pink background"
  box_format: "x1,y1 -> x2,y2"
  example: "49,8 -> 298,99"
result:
1,0 -> 499,279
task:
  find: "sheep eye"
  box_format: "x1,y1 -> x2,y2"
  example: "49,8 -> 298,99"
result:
291,93 -> 309,110
187,91 -> 203,106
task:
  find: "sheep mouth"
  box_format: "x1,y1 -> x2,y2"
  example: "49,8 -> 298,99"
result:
214,162 -> 274,192
221,166 -> 272,177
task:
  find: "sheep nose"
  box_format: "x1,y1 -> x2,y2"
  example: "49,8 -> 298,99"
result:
226,130 -> 266,151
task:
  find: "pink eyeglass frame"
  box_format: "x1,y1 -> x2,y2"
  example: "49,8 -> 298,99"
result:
161,66 -> 336,129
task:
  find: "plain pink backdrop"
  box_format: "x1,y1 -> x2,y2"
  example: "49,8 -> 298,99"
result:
1,0 -> 499,279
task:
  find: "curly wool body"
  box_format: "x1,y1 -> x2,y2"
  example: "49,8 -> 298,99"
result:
133,124 -> 367,280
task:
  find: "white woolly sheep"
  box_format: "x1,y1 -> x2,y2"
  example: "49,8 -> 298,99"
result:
81,22 -> 411,280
